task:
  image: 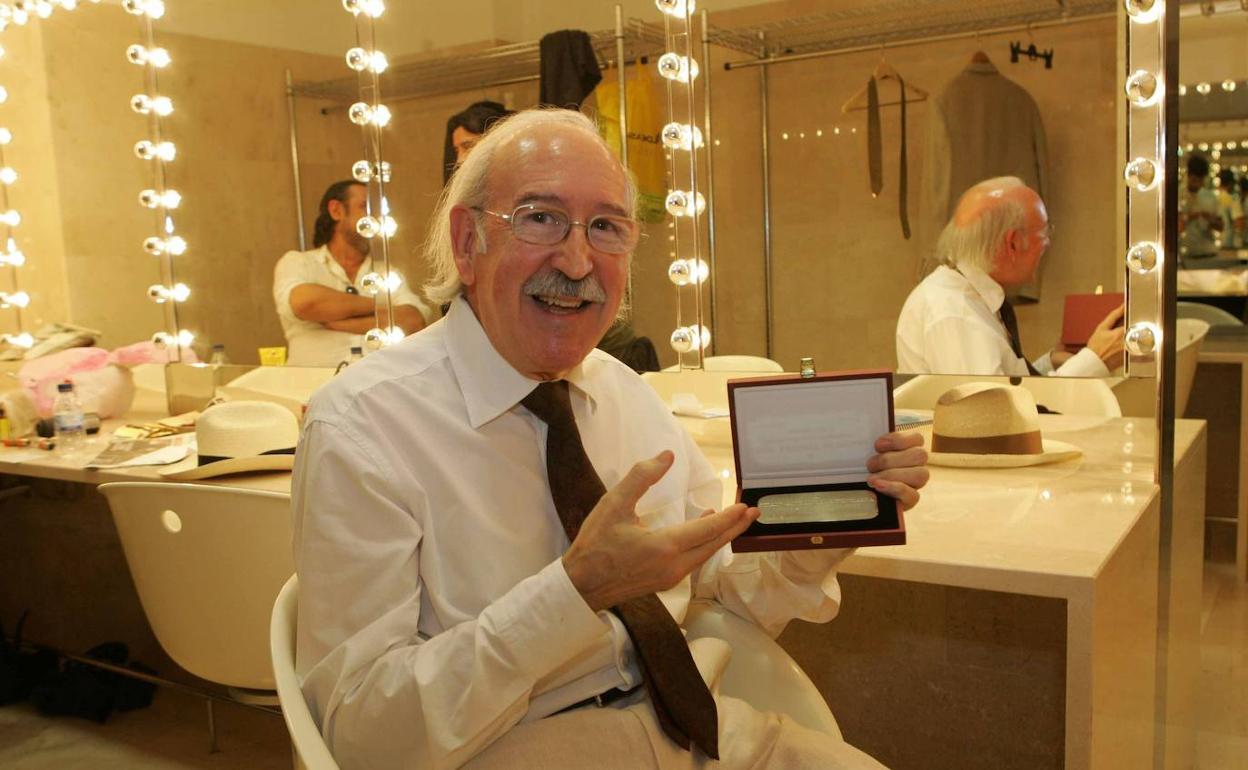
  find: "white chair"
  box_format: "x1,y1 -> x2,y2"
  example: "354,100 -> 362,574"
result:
272,576 -> 339,770
663,355 -> 785,373
894,373 -> 1122,417
99,483 -> 295,749
683,601 -> 841,738
1177,301 -> 1243,327
642,370 -> 737,410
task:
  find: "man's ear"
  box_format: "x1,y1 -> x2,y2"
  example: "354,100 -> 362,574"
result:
449,205 -> 480,287
327,199 -> 346,223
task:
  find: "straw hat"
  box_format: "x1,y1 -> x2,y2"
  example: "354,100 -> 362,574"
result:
927,383 -> 1081,468
161,400 -> 298,480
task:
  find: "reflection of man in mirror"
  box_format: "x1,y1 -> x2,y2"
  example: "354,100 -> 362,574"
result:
1179,154 -> 1223,260
443,100 -> 514,184
294,109 -> 928,769
272,180 -> 432,367
896,176 -> 1125,377
1217,169 -> 1244,251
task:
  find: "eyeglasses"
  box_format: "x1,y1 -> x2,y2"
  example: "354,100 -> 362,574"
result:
474,204 -> 640,255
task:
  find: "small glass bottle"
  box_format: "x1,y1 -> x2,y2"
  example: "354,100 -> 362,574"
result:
52,380 -> 85,449
209,343 -> 229,366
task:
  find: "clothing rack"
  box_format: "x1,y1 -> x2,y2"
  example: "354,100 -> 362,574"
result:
719,0 -> 1115,71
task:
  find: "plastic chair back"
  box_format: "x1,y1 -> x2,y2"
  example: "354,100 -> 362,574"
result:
272,576 -> 340,770
99,482 -> 294,690
1175,318 -> 1210,416
683,601 -> 841,738
663,355 -> 785,373
1177,301 -> 1242,327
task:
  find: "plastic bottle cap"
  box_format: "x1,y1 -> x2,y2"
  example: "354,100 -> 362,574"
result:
57,381 -> 73,392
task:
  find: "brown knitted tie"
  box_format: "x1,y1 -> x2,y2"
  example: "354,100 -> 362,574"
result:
522,381 -> 720,759
998,298 -> 1041,376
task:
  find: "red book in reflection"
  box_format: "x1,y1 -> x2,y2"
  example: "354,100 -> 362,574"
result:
1061,292 -> 1125,348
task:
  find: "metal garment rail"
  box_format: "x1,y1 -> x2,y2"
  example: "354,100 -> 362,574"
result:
723,10 -> 1115,364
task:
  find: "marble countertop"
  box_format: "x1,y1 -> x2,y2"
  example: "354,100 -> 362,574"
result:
688,413 -> 1203,598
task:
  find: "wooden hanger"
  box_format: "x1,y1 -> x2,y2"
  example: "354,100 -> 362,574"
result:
841,56 -> 928,113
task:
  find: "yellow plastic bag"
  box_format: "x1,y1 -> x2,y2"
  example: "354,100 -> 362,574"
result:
596,61 -> 667,224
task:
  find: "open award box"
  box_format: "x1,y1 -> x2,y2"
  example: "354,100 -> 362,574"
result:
727,369 -> 904,552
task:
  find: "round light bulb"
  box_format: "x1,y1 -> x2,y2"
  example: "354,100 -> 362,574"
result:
371,104 -> 392,127
657,53 -> 698,83
660,122 -> 704,151
345,47 -> 369,71
669,326 -> 694,353
1125,322 -> 1160,356
369,51 -> 388,74
143,236 -> 165,255
360,0 -> 384,17
1124,69 -> 1161,107
5,291 -> 29,308
655,0 -> 695,16
1222,80 -> 1237,93
0,167 -> 16,185
664,190 -> 706,217
342,0 -> 360,13
360,272 -> 383,295
151,96 -> 173,116
139,189 -> 160,208
364,327 -> 387,350
147,284 -> 169,303
126,44 -> 147,65
381,215 -> 397,237
34,0 -> 52,18
162,190 -> 181,209
356,216 -> 380,238
155,142 -> 176,161
148,47 -> 170,68
130,94 -> 152,114
0,210 -> 20,227
0,128 -> 11,145
166,236 -> 187,256
1178,84 -> 1187,96
1126,242 -> 1161,274
348,102 -> 373,126
144,0 -> 164,18
351,160 -> 372,183
122,0 -> 143,16
10,7 -> 27,26
134,140 -> 155,159
1199,142 -> 1210,152
0,87 -> 8,105
668,259 -> 693,286
377,161 -> 392,183
1196,82 -> 1212,96
5,333 -> 33,349
1123,0 -> 1162,24
170,283 -> 190,302
1123,157 -> 1159,192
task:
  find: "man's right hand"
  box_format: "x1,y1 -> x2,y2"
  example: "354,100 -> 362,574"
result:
562,451 -> 758,612
1086,304 -> 1127,368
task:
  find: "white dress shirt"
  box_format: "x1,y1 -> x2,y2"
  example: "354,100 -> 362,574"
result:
272,245 -> 433,367
293,297 -> 851,770
895,265 -> 1108,377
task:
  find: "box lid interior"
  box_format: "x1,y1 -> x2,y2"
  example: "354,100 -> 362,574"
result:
732,376 -> 891,489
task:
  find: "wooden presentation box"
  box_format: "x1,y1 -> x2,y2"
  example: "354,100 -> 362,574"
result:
728,369 -> 905,553
1061,292 -> 1125,348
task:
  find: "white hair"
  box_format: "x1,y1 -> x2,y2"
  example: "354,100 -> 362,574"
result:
422,108 -> 638,306
935,176 -> 1029,274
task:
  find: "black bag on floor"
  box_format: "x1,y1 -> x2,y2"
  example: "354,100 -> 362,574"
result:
30,641 -> 156,723
0,611 -> 58,706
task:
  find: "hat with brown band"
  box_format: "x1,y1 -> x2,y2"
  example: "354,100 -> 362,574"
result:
927,383 -> 1081,468
160,400 -> 298,480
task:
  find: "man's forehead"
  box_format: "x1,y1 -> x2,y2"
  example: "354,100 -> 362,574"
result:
490,128 -> 628,210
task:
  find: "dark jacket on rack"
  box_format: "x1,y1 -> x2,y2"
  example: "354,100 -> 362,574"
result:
539,30 -> 602,109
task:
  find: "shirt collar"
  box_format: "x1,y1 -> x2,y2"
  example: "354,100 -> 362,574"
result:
952,263 -> 1005,313
444,297 -> 601,429
315,246 -> 371,286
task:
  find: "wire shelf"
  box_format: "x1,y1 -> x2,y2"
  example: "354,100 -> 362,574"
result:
712,0 -> 1116,58
291,22 -> 669,105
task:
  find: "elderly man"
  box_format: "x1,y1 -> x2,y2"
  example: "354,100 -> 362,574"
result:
293,109 -> 928,769
273,179 -> 432,366
896,176 -> 1124,377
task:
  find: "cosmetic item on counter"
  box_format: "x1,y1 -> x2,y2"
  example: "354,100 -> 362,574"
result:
2,438 -> 30,447
0,406 -> 9,441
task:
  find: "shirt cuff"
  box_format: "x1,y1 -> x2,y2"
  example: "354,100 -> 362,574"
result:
1057,347 -> 1110,378
492,558 -> 609,680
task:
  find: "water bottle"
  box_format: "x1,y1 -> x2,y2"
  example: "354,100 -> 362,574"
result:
209,344 -> 229,366
52,380 -> 85,449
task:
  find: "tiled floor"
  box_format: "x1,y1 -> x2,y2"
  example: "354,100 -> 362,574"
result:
1,562 -> 1246,768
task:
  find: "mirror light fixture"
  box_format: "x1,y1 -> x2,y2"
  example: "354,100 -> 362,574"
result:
343,0 -> 401,351
658,0 -> 713,365
130,0 -> 193,360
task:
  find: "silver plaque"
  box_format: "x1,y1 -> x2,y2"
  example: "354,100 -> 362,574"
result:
757,490 -> 878,524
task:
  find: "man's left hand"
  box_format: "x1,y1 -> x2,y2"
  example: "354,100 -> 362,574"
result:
865,431 -> 929,510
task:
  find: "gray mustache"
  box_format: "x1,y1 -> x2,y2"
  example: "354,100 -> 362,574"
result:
522,271 -> 607,303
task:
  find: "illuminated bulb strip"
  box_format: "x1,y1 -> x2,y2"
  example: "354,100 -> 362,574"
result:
147,282 -> 189,303
360,271 -> 402,295
122,0 -> 165,19
130,93 -> 174,116
125,44 -> 170,67
0,290 -> 30,308
138,188 -> 180,209
3,332 -> 33,349
1123,0 -> 1162,25
655,0 -> 696,16
345,47 -> 388,73
151,329 -> 194,348
364,325 -> 404,350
